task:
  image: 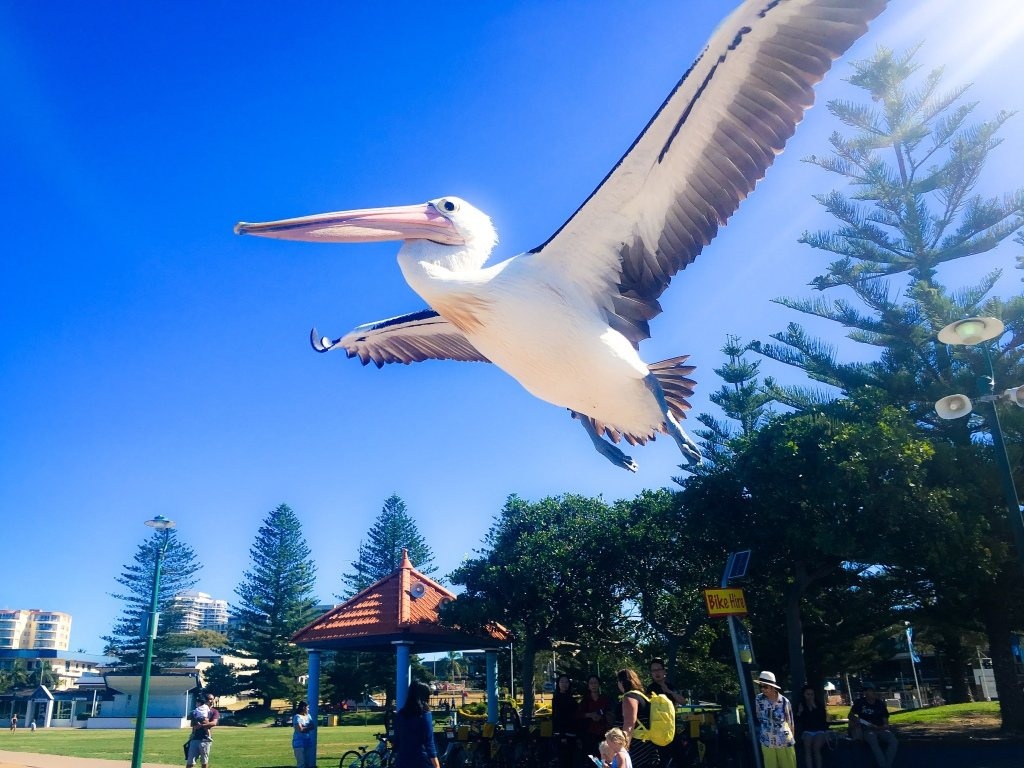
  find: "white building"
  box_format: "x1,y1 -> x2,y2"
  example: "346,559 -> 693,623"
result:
0,649 -> 112,691
171,591 -> 229,633
0,609 -> 72,651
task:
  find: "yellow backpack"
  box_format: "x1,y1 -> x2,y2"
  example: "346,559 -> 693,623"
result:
627,690 -> 676,747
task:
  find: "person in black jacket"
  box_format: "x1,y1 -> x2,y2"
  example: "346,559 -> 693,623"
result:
552,674 -> 580,768
794,685 -> 828,768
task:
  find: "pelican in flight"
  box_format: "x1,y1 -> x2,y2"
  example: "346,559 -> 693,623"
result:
236,0 -> 885,472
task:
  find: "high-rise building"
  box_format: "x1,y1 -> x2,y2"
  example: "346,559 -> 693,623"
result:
0,609 -> 72,651
170,591 -> 229,633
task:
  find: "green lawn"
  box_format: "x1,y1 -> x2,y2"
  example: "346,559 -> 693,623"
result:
0,724 -> 383,768
890,701 -> 1001,724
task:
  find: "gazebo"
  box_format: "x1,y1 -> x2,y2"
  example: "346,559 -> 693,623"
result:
292,550 -> 509,752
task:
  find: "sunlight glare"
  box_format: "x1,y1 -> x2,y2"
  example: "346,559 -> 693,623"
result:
887,0 -> 1024,86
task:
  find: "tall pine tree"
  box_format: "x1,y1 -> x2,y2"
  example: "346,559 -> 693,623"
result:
339,494 -> 437,596
103,528 -> 201,672
750,46 -> 1024,727
231,504 -> 319,707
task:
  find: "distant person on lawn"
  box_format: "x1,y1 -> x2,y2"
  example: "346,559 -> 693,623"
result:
186,693 -> 219,768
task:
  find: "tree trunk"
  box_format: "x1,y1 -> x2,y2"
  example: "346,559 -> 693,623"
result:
982,601 -> 1024,731
520,640 -> 538,725
936,626 -> 972,704
784,563 -> 812,691
784,585 -> 805,691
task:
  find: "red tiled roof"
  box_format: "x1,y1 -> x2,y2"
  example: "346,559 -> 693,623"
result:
291,550 -> 509,651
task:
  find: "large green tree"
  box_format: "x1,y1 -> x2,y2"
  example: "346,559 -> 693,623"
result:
748,45 -> 1024,727
103,528 -> 201,672
617,488 -> 735,697
445,494 -> 626,721
231,503 -> 320,707
681,393 -> 944,691
340,494 -> 437,597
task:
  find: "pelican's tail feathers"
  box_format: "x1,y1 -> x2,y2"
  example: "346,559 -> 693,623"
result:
648,355 -> 696,421
567,354 -> 695,448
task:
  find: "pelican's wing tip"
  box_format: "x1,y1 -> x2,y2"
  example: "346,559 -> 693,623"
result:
310,327 -> 340,353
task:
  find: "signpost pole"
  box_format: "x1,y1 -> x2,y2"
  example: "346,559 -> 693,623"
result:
719,552 -> 762,768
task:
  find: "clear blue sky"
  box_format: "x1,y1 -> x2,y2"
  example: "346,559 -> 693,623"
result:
2,1 -> 1021,655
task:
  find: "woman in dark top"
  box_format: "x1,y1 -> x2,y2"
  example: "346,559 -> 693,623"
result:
616,668 -> 657,768
580,674 -> 612,760
394,681 -> 440,768
794,685 -> 829,768
552,673 -> 579,768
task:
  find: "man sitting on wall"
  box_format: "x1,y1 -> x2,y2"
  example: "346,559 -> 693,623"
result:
848,683 -> 897,768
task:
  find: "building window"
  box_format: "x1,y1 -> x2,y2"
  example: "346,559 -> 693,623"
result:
55,701 -> 73,719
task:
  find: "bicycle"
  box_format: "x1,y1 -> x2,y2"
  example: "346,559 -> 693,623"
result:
340,732 -> 394,768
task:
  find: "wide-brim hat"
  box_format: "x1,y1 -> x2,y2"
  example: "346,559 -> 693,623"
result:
755,671 -> 782,690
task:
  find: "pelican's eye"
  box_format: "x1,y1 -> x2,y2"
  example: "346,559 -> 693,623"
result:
435,198 -> 460,215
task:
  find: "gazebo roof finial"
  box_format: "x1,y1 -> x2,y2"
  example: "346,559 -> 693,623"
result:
400,548 -> 412,569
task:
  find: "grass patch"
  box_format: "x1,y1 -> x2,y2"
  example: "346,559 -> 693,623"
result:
890,701 -> 1000,725
0,724 -> 386,768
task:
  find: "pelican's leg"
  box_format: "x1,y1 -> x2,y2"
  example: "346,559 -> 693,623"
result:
578,417 -> 639,473
644,373 -> 702,467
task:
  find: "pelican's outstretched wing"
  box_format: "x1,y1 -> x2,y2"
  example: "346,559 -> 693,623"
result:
531,0 -> 886,347
313,309 -> 491,367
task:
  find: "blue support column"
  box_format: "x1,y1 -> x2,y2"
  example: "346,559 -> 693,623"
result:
486,650 -> 498,723
307,650 -> 321,759
394,642 -> 413,709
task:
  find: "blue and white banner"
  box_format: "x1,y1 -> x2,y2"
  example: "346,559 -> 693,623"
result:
906,625 -> 921,663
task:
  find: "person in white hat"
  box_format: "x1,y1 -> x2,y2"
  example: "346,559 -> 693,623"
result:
753,671 -> 796,768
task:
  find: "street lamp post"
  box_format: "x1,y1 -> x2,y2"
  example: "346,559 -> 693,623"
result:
130,515 -> 176,768
935,317 -> 1024,567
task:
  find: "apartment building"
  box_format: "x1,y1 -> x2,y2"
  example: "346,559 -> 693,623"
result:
170,591 -> 229,633
0,610 -> 71,651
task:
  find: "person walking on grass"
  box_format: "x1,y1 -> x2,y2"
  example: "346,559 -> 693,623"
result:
292,701 -> 316,768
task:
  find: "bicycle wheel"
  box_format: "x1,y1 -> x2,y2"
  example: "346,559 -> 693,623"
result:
340,752 -> 363,768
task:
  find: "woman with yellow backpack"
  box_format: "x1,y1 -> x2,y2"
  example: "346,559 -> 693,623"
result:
615,669 -> 660,768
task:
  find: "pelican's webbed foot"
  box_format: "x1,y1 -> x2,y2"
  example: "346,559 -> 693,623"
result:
644,373 -> 702,467
578,416 -> 639,473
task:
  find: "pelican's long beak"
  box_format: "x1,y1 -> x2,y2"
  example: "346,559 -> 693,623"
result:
234,203 -> 465,245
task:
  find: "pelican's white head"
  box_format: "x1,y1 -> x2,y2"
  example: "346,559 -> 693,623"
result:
404,196 -> 498,272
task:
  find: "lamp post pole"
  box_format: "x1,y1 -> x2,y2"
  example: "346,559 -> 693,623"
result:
130,515 -> 175,768
981,372 -> 1024,563
935,317 -> 1024,568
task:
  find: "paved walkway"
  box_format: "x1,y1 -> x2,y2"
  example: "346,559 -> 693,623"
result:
0,752 -> 178,768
